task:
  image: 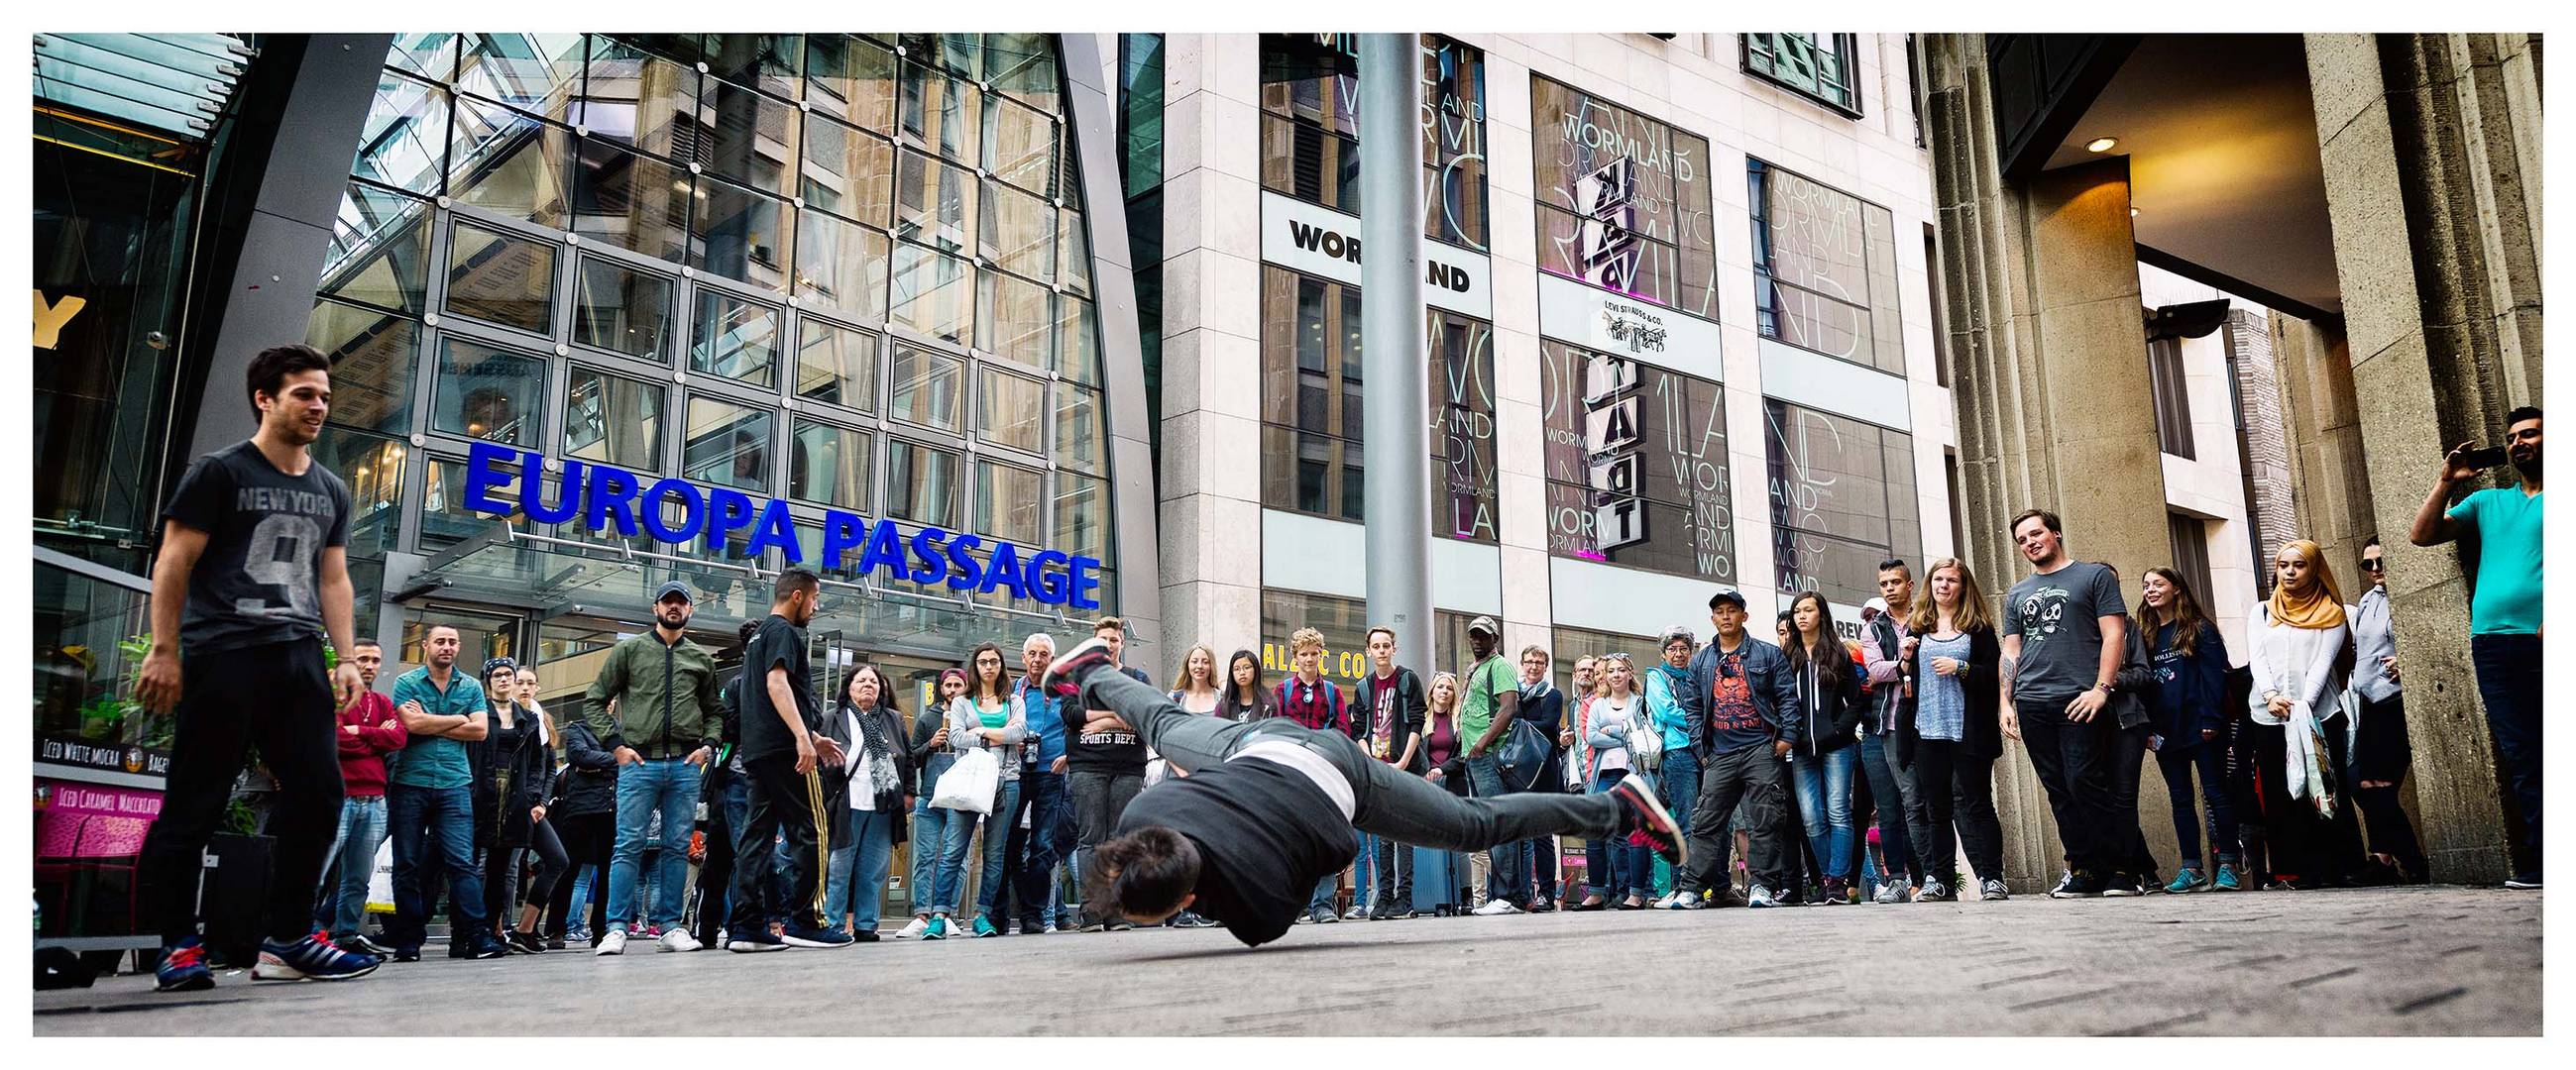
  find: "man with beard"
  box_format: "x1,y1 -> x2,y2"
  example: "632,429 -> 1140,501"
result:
2410,406 -> 2544,890
585,581 -> 727,953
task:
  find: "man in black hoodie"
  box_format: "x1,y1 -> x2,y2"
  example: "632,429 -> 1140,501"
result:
1354,626 -> 1427,919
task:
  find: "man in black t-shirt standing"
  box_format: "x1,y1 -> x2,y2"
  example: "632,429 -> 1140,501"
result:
137,344 -> 379,991
1067,616 -> 1152,931
727,569 -> 853,951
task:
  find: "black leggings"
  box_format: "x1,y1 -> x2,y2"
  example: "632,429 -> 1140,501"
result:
1906,739 -> 2005,886
544,810 -> 615,939
483,811 -> 569,928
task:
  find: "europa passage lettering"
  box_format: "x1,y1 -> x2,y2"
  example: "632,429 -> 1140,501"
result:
461,441 -> 1103,609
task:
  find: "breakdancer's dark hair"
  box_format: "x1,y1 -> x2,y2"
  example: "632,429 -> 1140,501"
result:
1083,825 -> 1201,920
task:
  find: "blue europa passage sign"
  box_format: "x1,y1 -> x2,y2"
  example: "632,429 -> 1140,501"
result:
461,441 -> 1104,610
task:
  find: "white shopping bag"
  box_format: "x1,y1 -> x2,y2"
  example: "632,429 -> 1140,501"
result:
932,748 -> 999,814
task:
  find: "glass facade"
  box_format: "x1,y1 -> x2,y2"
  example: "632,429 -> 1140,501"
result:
1529,74 -> 1720,321
1763,398 -> 1923,611
1748,158 -> 1904,375
1539,341 -> 1737,583
314,33 -> 1113,622
1742,34 -> 1864,117
1257,34 -> 1491,250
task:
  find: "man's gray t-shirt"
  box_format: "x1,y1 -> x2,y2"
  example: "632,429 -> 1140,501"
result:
2002,560 -> 2125,704
159,441 -> 351,656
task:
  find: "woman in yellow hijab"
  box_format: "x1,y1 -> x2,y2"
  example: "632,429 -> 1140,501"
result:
2245,539 -> 2365,889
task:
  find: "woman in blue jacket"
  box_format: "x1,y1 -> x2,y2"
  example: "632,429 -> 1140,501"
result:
1781,593 -> 1867,905
2139,567 -> 2240,893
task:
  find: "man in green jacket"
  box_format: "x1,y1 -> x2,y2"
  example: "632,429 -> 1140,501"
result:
585,581 -> 726,954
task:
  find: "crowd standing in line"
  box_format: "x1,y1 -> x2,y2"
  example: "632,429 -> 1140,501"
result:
129,345 -> 2544,989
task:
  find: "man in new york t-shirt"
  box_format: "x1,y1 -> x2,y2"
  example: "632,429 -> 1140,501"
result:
1999,509 -> 2129,899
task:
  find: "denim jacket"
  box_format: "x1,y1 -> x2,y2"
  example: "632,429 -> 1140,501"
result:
1678,635 -> 1803,757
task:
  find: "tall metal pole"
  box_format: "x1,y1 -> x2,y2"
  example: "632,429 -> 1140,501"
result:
1357,34 -> 1437,671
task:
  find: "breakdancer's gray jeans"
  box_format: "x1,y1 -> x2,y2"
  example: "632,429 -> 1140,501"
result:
1077,666 -> 1621,851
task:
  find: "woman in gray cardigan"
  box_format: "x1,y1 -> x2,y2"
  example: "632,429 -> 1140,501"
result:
944,642 -> 1030,938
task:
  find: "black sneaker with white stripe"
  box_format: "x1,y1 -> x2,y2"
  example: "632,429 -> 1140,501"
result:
1608,776 -> 1688,870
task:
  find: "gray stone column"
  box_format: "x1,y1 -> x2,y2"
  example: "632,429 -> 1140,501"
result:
2299,33 -> 2539,882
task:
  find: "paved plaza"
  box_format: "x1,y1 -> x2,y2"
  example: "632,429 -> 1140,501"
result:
34,885 -> 2539,1035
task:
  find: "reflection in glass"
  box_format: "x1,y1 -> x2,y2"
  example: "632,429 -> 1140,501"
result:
980,178 -> 1055,283
976,367 -> 1046,454
794,209 -> 891,323
306,300 -> 416,435
1056,295 -> 1099,386
885,439 -> 960,528
897,61 -> 981,166
977,270 -> 1054,373
983,94 -> 1055,195
806,35 -> 897,134
706,34 -> 803,99
975,461 -> 1044,544
1059,207 -> 1092,297
574,260 -> 673,358
681,396 -> 773,492
983,33 -> 1060,113
582,37 -> 699,160
689,290 -> 780,387
563,366 -> 663,469
888,243 -> 975,347
1054,470 -> 1105,560
1055,384 -> 1104,475
694,76 -> 802,197
573,137 -> 691,264
352,70 -> 447,195
311,426 -> 407,557
455,34 -> 586,121
449,95 -> 574,228
388,34 -> 461,81
893,150 -> 978,255
689,174 -> 792,291
886,345 -> 962,431
321,182 -> 433,314
795,320 -> 877,411
444,222 -> 556,333
799,114 -> 895,226
432,337 -> 547,446
790,420 -> 873,508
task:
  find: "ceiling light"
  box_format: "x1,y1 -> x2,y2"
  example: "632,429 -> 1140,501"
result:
2085,137 -> 2118,153
2130,207 -> 2140,217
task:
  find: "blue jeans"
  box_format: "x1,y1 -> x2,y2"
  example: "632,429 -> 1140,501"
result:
386,783 -> 486,950
1659,747 -> 1701,880
2471,633 -> 2543,879
2157,743 -> 2237,871
1789,746 -> 1858,882
607,758 -> 701,932
823,809 -> 899,931
316,795 -> 388,938
1857,732 -> 1918,884
1011,771 -> 1070,924
911,801 -> 966,915
1586,770 -> 1653,898
1467,753 -> 1528,903
971,779 -> 1022,919
1351,831 -> 1379,908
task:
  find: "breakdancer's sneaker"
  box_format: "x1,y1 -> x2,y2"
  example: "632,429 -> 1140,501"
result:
1609,776 -> 1688,871
1044,637 -> 1116,696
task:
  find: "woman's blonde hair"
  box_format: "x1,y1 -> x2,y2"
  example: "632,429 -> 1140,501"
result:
1173,643 -> 1221,693
1426,671 -> 1462,715
1907,557 -> 1991,635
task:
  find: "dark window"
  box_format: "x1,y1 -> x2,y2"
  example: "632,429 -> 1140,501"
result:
1742,33 -> 1863,117
2169,512 -> 2214,607
1925,223 -> 1950,386
1750,159 -> 1905,375
1257,34 -> 1490,249
2149,335 -> 2195,458
1764,398 -> 1923,614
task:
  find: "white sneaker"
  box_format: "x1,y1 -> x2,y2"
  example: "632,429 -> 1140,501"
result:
1342,906 -> 1372,921
1873,881 -> 1907,905
659,927 -> 702,952
1745,885 -> 1779,909
1471,899 -> 1523,916
895,916 -> 930,939
594,928 -> 628,956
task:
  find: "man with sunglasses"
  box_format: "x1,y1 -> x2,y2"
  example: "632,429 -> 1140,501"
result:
1668,588 -> 1803,909
2347,539 -> 2428,882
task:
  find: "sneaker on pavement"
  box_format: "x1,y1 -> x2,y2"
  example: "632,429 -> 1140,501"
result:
2053,871 -> 2106,899
1043,637 -> 1118,696
660,927 -> 704,952
1471,899 -> 1522,916
782,924 -> 855,948
1873,881 -> 1907,905
2165,868 -> 2209,895
1526,897 -> 1556,913
505,929 -> 548,954
1607,775 -> 1688,870
728,931 -> 788,953
345,933 -> 393,956
595,928 -> 629,956
1670,892 -> 1708,910
1106,919 -> 1136,931
924,915 -> 951,940
1344,906 -> 1372,921
1292,911 -> 1311,925
1313,907 -> 1342,923
1819,877 -> 1849,905
2101,873 -> 2143,898
1916,880 -> 1956,903
392,946 -> 421,963
254,932 -> 383,982
2211,864 -> 2242,892
972,915 -> 1000,937
154,937 -> 215,993
1383,907 -> 1418,920
896,916 -> 931,939
852,929 -> 881,942
1980,878 -> 2012,902
1745,885 -> 1780,909
1080,918 -> 1108,932
2050,870 -> 2074,897
470,936 -> 511,959
2504,874 -> 2543,890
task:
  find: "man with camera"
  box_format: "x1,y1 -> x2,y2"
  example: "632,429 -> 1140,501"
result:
2409,405 -> 2543,891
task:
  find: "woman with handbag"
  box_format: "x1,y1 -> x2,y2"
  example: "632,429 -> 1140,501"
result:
1782,594 -> 1866,906
946,643 -> 1029,938
1898,558 -> 2010,903
896,669 -> 965,939
823,665 -> 912,941
2245,539 -> 2365,890
1579,654 -> 1657,910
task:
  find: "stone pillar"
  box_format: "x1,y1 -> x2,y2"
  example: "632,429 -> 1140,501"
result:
1923,36 -> 2177,890
2298,33 -> 2539,882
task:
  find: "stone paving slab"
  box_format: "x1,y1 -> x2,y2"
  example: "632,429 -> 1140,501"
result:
33,885 -> 2539,1035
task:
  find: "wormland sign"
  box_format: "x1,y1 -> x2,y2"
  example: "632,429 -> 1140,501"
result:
1260,190 -> 1493,318
460,441 -> 1105,609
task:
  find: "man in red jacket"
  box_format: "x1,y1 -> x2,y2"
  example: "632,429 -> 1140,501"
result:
318,640 -> 406,953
